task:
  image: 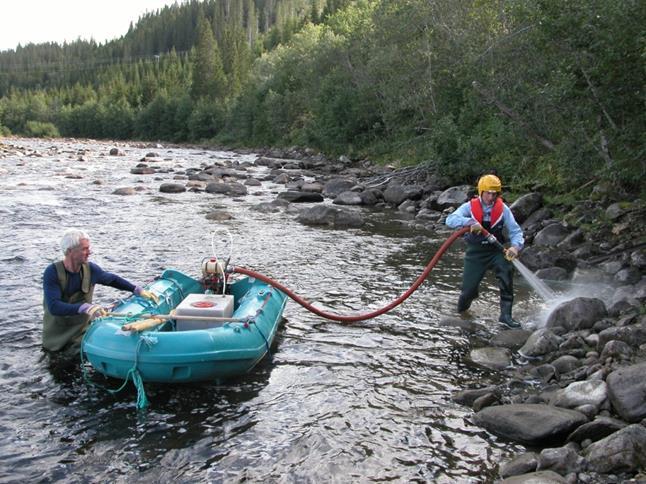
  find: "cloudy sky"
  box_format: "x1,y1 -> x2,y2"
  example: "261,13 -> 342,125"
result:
1,0 -> 175,51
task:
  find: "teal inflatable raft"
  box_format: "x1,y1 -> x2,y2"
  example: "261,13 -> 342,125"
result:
82,268 -> 287,383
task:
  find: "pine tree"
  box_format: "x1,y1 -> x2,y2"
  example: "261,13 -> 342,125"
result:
191,14 -> 226,100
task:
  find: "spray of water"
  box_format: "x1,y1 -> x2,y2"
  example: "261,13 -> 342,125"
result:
512,259 -> 556,301
513,259 -> 618,329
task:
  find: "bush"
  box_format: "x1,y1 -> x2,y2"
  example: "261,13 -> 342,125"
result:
24,121 -> 60,138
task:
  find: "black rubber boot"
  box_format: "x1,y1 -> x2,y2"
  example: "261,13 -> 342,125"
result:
498,300 -> 521,328
457,294 -> 473,313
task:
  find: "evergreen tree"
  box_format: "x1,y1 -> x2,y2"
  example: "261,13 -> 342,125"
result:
191,14 -> 226,100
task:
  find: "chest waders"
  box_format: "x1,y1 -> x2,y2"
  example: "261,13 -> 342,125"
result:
458,206 -> 518,327
42,262 -> 94,353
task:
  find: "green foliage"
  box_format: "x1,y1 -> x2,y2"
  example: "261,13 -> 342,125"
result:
189,98 -> 226,141
191,15 -> 227,100
0,0 -> 643,201
24,121 -> 60,138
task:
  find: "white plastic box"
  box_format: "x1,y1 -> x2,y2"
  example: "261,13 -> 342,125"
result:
174,293 -> 234,331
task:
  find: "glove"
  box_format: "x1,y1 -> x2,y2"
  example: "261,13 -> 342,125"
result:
505,246 -> 519,261
85,304 -> 107,320
469,223 -> 483,234
138,289 -> 159,304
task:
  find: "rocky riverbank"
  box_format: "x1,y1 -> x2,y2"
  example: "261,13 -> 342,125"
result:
3,138 -> 645,482
247,147 -> 646,483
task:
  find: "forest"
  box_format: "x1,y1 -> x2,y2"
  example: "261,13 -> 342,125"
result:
0,0 -> 643,197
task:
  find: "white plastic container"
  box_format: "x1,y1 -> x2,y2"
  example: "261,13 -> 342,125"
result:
174,293 -> 234,331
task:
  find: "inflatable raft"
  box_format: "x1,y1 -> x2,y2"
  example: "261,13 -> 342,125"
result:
82,268 -> 287,383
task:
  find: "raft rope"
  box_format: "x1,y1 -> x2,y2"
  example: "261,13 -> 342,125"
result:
80,313 -> 152,409
231,227 -> 469,323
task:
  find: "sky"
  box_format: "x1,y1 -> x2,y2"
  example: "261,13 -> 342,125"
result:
0,0 -> 176,51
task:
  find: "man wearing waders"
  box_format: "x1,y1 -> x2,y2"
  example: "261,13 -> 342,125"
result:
42,228 -> 159,358
446,174 -> 524,328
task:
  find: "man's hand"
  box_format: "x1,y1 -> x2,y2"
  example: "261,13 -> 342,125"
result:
470,223 -> 483,234
139,289 -> 159,304
505,246 -> 520,261
85,304 -> 107,320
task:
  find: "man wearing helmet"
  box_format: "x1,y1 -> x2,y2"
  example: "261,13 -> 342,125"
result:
445,174 -> 524,328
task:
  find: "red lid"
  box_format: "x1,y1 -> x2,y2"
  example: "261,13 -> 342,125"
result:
191,301 -> 216,308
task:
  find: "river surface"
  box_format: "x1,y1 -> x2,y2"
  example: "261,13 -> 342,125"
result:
0,137 -> 548,483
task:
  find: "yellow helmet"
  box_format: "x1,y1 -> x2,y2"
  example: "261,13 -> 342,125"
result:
477,174 -> 502,196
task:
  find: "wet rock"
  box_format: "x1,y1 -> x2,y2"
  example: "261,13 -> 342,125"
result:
112,187 -> 137,196
278,191 -> 324,203
273,172 -> 290,184
583,424 -> 646,474
244,178 -> 262,187
531,364 -> 558,383
322,178 -> 355,198
549,380 -> 607,410
597,324 -> 646,351
159,183 -> 186,193
551,355 -> 580,374
472,392 -> 499,411
435,185 -> 470,209
535,267 -> 570,281
333,191 -> 363,205
537,445 -> 585,475
545,297 -> 608,332
500,470 -> 567,483
205,210 -> 234,221
473,403 -> 588,446
519,328 -> 561,357
509,192 -> 543,224
358,189 -> 381,206
605,202 -> 632,221
518,246 -> 577,273
567,416 -> 627,444
534,223 -> 572,247
470,347 -> 512,370
204,181 -> 248,197
499,452 -> 539,479
614,267 -> 641,285
438,316 -> 486,333
383,183 -> 424,206
296,205 -> 364,228
490,329 -> 531,351
599,340 -> 632,361
606,362 -> 646,422
452,385 -> 499,407
250,199 -> 289,213
301,182 -> 323,193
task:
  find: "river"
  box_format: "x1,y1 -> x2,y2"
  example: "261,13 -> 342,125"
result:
0,137 -> 546,483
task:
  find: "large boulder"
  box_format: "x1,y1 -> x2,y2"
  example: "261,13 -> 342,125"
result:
606,362 -> 646,422
584,424 -> 646,474
435,185 -> 471,209
278,191 -> 324,203
383,183 -> 424,206
533,223 -> 571,247
322,178 -> 356,198
545,297 -> 607,332
473,404 -> 588,446
296,205 -> 364,228
518,329 -> 561,357
509,192 -> 543,224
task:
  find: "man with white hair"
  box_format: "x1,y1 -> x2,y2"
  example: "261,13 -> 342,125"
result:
42,228 -> 158,356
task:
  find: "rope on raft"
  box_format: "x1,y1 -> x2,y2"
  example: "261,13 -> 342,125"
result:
80,314 -> 155,409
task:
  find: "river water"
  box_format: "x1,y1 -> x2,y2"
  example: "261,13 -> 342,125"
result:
0,138 -> 548,483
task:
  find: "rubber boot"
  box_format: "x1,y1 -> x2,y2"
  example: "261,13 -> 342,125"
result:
457,294 -> 474,313
498,300 -> 521,328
